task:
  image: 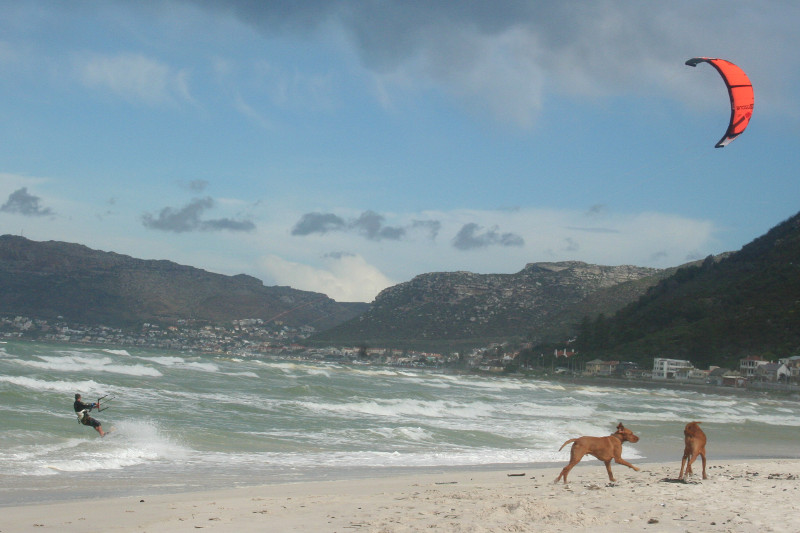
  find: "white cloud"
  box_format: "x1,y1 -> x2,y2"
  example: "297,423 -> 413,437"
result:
259,253 -> 395,302
76,52 -> 193,105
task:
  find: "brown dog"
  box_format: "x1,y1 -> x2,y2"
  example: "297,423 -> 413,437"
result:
554,423 -> 640,483
678,421 -> 707,480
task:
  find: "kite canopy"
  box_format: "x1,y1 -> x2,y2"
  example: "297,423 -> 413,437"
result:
685,57 -> 754,148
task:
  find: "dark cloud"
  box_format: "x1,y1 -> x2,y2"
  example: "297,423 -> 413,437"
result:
0,187 -> 53,216
352,211 -> 405,241
412,219 -> 441,239
292,210 -> 438,242
202,218 -> 256,231
291,212 -> 347,235
452,223 -> 524,250
142,197 -> 255,233
181,1 -> 799,121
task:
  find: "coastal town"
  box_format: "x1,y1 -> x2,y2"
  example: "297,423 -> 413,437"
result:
4,313 -> 799,393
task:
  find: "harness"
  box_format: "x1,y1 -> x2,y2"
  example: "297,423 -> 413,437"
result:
76,409 -> 91,425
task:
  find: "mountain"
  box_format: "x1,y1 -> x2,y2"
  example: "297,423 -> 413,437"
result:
576,211 -> 800,369
310,261 -> 670,351
0,235 -> 368,330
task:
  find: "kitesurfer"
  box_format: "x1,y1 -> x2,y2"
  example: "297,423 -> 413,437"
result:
73,393 -> 106,437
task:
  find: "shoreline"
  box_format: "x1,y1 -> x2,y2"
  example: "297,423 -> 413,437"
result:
5,458 -> 800,532
7,338 -> 800,402
543,374 -> 782,396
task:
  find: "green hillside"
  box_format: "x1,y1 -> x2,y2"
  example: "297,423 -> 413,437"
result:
575,211 -> 800,369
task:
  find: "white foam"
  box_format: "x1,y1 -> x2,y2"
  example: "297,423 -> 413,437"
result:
181,361 -> 220,372
15,354 -> 162,377
366,426 -> 436,443
0,375 -> 106,394
40,419 -> 191,474
103,349 -> 130,356
224,371 -> 259,378
256,361 -> 299,372
299,397 -> 498,421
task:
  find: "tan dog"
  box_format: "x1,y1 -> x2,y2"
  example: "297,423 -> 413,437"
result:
678,421 -> 707,480
554,423 -> 640,483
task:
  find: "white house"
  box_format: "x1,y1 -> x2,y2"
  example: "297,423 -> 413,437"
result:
755,362 -> 791,382
739,356 -> 770,377
652,358 -> 695,380
778,356 -> 800,382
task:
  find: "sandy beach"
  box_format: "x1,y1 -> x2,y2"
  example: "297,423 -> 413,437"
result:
3,458 -> 799,533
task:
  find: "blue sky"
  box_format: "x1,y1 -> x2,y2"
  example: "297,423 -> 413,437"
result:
1,1 -> 799,303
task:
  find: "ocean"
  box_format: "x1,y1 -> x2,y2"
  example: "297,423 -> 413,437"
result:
2,340 -> 799,506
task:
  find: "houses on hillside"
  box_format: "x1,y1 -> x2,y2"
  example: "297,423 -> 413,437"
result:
579,353 -> 799,388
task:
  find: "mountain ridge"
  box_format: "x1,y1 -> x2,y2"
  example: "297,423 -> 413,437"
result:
0,235 -> 367,330
310,260 -> 675,351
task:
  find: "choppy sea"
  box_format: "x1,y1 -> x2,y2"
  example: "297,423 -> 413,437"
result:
2,341 -> 799,506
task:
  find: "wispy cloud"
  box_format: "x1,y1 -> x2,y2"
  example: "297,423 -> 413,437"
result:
291,212 -> 347,235
452,222 -> 524,250
291,210 -> 438,242
142,197 -> 255,233
76,52 -> 193,105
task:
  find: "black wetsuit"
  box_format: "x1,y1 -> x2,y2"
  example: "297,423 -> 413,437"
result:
74,400 -> 101,428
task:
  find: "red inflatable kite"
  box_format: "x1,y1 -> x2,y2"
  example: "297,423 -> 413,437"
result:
685,57 -> 754,148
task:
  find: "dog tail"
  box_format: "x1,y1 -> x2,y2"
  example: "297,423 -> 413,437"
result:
558,438 -> 578,451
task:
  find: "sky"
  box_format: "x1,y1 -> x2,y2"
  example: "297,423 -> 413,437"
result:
1,1 -> 799,303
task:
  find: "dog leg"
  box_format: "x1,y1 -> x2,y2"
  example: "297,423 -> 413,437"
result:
687,453 -> 697,477
555,445 -> 589,484
555,461 -> 577,484
614,457 -> 640,472
555,451 -> 586,484
700,452 -> 707,479
604,460 -> 615,482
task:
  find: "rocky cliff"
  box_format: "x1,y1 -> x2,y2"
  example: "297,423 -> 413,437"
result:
312,261 -> 669,350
